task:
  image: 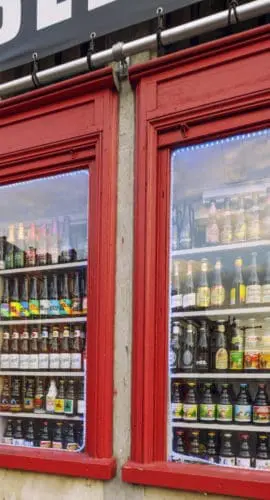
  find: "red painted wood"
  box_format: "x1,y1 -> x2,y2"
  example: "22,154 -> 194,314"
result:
0,70 -> 118,477
127,25 -> 270,497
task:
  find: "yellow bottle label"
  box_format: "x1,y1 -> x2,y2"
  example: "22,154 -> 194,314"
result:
197,287 -> 210,308
230,285 -> 246,305
215,348 -> 228,369
211,286 -> 225,307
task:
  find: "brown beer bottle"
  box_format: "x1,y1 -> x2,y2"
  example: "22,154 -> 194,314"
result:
65,422 -> 78,451
23,378 -> 35,412
40,275 -> 49,317
72,272 -> 81,315
54,379 -> 65,415
0,328 -> 10,370
64,379 -> 75,416
29,277 -> 40,317
38,327 -> 49,370
20,276 -> 30,318
49,326 -> 60,371
10,277 -> 20,318
0,376 -> 11,411
71,326 -> 82,371
29,327 -> 39,371
60,326 -> 71,370
25,223 -> 37,267
2,419 -> 13,444
1,278 -> 10,319
39,421 -> 51,448
10,377 -> 22,412
52,422 -> 64,449
34,378 -> 45,414
5,224 -> 15,269
10,328 -> 20,370
19,328 -> 30,370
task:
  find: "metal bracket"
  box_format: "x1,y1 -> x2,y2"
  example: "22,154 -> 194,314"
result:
87,32 -> 97,71
31,52 -> 41,89
156,6 -> 166,57
112,42 -> 130,91
228,0 -> 239,25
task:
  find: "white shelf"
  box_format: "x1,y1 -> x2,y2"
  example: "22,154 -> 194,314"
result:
172,422 -> 270,432
171,306 -> 270,319
0,411 -> 82,420
170,372 -> 270,379
0,316 -> 87,326
172,240 -> 270,258
0,371 -> 84,377
0,261 -> 87,275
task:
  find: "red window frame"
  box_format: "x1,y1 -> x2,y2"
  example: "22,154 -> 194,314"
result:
122,25 -> 270,499
0,69 -> 118,479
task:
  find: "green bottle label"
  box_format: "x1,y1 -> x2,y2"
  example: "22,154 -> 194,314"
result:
199,403 -> 216,421
217,404 -> 233,422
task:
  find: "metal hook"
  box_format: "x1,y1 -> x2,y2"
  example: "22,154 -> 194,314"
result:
156,6 -> 166,57
87,32 -> 97,71
31,52 -> 41,88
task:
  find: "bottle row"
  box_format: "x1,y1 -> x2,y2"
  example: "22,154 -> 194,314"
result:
0,377 -> 84,416
172,191 -> 270,251
171,428 -> 270,470
2,419 -> 83,451
171,382 -> 270,425
171,253 -> 270,311
0,217 -> 87,270
0,325 -> 85,371
0,272 -> 87,319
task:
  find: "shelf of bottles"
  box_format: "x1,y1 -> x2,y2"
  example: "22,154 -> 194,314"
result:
0,171 -> 88,452
168,129 -> 270,470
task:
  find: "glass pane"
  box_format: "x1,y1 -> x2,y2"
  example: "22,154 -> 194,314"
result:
168,129 -> 270,470
0,170 -> 88,452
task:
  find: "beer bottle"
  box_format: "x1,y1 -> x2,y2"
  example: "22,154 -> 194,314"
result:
10,328 -> 20,370
36,223 -> 48,266
10,277 -> 21,318
60,326 -> 71,370
217,384 -> 233,423
14,223 -> 25,268
19,327 -> 30,370
34,377 -> 45,414
246,252 -> 261,305
179,204 -> 192,250
1,278 -> 10,319
210,320 -> 228,372
211,259 -> 225,308
233,197 -> 246,242
81,275 -> 87,315
253,383 -> 270,425
5,224 -> 15,269
0,328 -> 10,370
77,380 -> 85,416
60,216 -> 72,263
0,227 -> 6,270
183,382 -> 198,422
259,317 -> 270,371
13,419 -> 24,447
205,432 -> 218,464
29,277 -> 40,317
23,378 -> 35,412
255,434 -> 270,470
220,198 -> 232,245
64,379 -> 75,416
206,201 -> 219,245
2,419 -> 13,444
54,379 -> 65,414
60,274 -> 72,316
29,327 -> 39,371
219,433 -> 235,466
49,274 -> 60,316
230,257 -> 246,307
262,252 -> 270,304
236,434 -> 252,468
199,383 -> 216,422
40,275 -> 49,317
171,206 -> 179,251
171,381 -> 183,420
71,272 -> 81,315
65,422 -> 78,451
190,431 -> 200,457
173,430 -> 185,455
244,318 -> 260,371
196,258 -> 210,308
48,218 -> 59,265
10,377 -> 22,412
229,318 -> 244,371
71,326 -> 83,371
234,383 -> 252,424
247,193 -> 260,241
171,261 -> 182,312
46,379 -> 57,414
38,327 -> 49,370
49,326 -> 60,371
169,321 -> 182,374
39,420 -> 51,448
25,223 -> 36,267
195,321 -> 209,372
24,420 -> 35,447
182,260 -> 196,310
0,376 -> 11,411
20,276 -> 30,318
181,321 -> 195,372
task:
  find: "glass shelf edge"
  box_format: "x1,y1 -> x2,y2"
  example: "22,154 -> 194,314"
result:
170,372 -> 270,379
171,422 -> 270,432
0,371 -> 84,377
172,240 -> 270,257
171,307 -> 270,318
0,261 -> 88,275
0,317 -> 87,326
0,412 -> 82,420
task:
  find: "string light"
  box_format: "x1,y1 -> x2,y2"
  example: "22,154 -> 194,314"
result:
0,169 -> 89,191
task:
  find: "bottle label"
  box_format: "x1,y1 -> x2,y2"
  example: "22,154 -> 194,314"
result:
197,287 -> 210,308
34,396 -> 44,412
29,299 -> 40,316
215,348 -> 228,370
183,293 -> 196,309
72,299 -> 81,314
230,285 -> 246,305
230,351 -> 244,370
234,404 -> 252,422
40,440 -> 51,448
71,353 -> 82,370
59,299 -> 72,316
195,358 -> 208,370
172,402 -> 183,419
60,353 -> 71,370
24,397 -> 34,411
66,442 -> 78,452
260,353 -> 270,370
77,399 -> 85,415
246,285 -> 261,304
25,249 -> 36,267
0,354 -> 10,369
46,396 -> 55,413
211,286 -> 225,307
0,400 -> 10,411
24,440 -> 34,448
255,459 -> 270,470
49,300 -> 60,316
10,400 -> 22,412
171,294 -> 182,309
244,352 -> 260,370
182,350 -> 193,368
10,353 -> 19,369
183,403 -> 198,421
19,354 -> 29,370
29,354 -> 39,370
38,353 -> 49,370
262,284 -> 270,303
236,457 -> 251,468
20,301 -> 30,318
0,303 -> 9,318
199,403 -> 216,421
49,353 -> 60,370
40,299 -> 50,316
2,437 -> 13,445
64,399 -> 74,415
12,438 -> 24,446
14,252 -> 24,268
52,441 -> 63,449
219,456 -> 235,466
54,398 -> 65,414
253,405 -> 270,424
217,404 -> 233,422
10,301 -> 21,318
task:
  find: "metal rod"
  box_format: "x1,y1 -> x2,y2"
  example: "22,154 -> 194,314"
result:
0,0 -> 269,98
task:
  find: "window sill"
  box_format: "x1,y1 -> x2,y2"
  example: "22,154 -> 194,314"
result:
122,460 -> 270,499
